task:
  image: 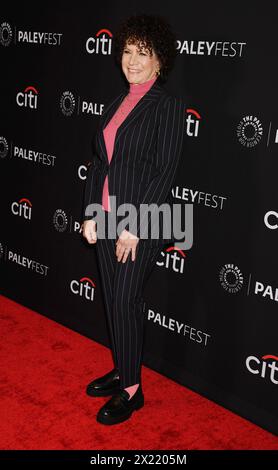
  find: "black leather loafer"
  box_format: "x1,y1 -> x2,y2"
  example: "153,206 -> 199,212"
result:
86,368 -> 121,397
96,385 -> 144,425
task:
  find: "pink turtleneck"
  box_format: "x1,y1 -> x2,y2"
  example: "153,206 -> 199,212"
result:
102,75 -> 157,212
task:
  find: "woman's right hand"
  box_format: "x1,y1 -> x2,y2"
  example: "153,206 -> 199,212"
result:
82,220 -> 97,244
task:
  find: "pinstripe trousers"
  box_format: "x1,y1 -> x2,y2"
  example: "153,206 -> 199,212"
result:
95,208 -> 162,389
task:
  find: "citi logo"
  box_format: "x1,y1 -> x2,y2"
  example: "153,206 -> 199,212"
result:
70,277 -> 96,301
11,198 -> 32,219
264,210 -> 278,230
78,163 -> 89,181
86,28 -> 112,55
246,354 -> 278,385
156,246 -> 186,274
16,86 -> 38,109
186,108 -> 201,137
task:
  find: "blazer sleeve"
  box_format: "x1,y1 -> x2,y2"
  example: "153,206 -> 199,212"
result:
82,92 -> 123,223
128,95 -> 185,239
82,154 -> 100,221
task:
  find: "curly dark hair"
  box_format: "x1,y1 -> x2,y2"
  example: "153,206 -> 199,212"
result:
113,13 -> 178,83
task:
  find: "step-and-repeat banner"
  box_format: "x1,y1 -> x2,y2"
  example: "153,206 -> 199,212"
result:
1,3 -> 277,435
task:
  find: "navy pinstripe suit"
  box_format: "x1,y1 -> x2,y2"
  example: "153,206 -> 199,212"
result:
83,77 -> 185,388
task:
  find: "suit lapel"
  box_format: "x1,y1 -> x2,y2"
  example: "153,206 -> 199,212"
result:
97,78 -> 165,165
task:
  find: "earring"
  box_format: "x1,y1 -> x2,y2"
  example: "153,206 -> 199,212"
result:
156,69 -> 160,76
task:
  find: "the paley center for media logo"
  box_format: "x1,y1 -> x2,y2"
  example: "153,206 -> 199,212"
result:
237,115 -> 263,147
0,22 -> 12,46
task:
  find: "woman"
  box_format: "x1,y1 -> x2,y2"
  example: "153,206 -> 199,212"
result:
82,13 -> 185,425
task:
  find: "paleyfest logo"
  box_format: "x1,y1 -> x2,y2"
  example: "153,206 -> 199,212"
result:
0,21 -> 62,46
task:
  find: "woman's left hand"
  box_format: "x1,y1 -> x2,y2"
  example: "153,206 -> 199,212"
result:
116,229 -> 139,262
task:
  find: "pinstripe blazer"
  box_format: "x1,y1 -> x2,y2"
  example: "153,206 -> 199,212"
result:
83,77 -> 185,246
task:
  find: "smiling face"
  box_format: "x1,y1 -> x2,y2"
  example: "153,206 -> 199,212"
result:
121,40 -> 160,85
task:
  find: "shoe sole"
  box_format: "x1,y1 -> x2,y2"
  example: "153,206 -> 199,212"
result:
96,397 -> 144,425
86,386 -> 121,397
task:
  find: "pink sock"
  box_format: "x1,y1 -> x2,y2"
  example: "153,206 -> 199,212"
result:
124,383 -> 139,400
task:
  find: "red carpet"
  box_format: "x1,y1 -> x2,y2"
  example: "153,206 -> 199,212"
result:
0,294 -> 277,450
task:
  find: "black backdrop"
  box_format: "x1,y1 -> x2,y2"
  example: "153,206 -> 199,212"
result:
1,2 -> 277,437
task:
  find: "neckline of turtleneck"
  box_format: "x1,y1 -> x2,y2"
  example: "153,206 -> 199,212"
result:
129,75 -> 157,95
